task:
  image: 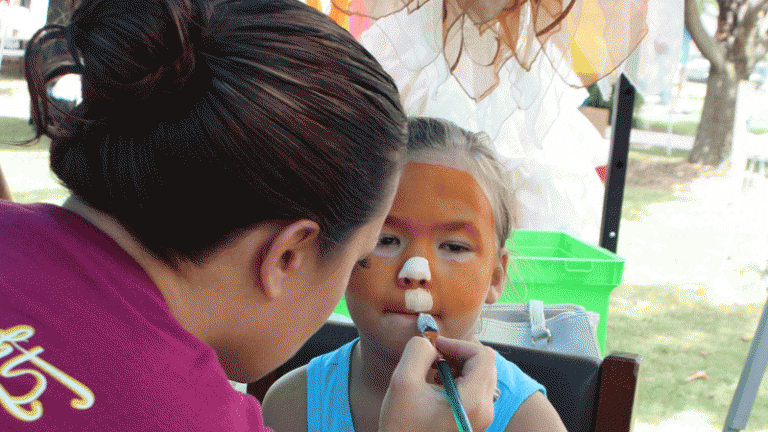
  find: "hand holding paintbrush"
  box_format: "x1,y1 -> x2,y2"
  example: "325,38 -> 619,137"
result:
379,333 -> 497,432
417,313 -> 475,432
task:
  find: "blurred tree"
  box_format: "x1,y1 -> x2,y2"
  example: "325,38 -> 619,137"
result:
686,0 -> 768,165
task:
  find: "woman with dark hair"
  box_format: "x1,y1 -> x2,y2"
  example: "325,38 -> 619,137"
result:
0,0 -> 497,430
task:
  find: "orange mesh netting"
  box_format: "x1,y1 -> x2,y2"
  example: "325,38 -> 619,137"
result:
311,0 -> 648,101
303,0 -> 650,245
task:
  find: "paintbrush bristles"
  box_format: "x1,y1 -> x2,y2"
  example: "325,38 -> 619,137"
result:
417,313 -> 439,334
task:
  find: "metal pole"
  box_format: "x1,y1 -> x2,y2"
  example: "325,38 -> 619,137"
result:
599,74 -> 635,253
722,294 -> 768,432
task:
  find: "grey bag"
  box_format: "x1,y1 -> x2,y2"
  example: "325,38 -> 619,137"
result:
477,300 -> 602,361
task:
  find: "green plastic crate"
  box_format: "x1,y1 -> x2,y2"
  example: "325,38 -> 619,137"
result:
332,229 -> 625,357
501,230 -> 625,356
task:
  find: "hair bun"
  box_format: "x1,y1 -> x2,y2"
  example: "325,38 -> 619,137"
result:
66,0 -> 203,117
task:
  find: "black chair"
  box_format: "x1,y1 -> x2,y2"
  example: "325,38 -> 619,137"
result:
248,321 -> 642,432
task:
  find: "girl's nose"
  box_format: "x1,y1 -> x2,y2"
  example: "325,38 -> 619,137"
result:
397,257 -> 432,289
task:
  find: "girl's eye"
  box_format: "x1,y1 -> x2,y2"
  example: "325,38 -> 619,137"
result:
378,235 -> 400,247
372,234 -> 405,258
440,242 -> 471,253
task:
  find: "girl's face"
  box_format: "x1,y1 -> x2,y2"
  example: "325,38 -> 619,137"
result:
346,159 -> 507,355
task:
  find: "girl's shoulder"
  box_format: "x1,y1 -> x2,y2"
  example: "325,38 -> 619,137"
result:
261,339 -> 357,432
262,365 -> 309,432
505,390 -> 568,432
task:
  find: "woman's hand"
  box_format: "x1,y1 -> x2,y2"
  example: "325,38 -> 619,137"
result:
379,336 -> 497,432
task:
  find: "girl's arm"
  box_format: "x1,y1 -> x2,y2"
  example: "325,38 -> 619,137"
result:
262,366 -> 309,432
505,391 -> 568,432
0,164 -> 12,201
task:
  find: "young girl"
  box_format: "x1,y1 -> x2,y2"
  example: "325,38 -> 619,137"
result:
262,117 -> 568,432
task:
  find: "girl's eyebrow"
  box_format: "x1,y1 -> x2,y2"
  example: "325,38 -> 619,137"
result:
435,221 -> 479,235
385,216 -> 480,236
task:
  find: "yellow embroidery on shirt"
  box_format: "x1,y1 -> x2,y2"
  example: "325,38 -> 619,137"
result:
0,325 -> 95,422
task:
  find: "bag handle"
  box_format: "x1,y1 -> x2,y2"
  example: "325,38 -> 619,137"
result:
529,300 -> 551,346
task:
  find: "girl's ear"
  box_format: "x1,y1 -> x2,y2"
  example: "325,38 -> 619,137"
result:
486,247 -> 509,304
257,220 -> 320,300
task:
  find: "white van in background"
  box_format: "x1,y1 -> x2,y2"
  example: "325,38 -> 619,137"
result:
1,0 -> 49,66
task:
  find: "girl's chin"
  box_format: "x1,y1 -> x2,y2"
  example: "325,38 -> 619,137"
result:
372,313 -> 419,344
359,313 -> 422,352
383,311 -> 421,330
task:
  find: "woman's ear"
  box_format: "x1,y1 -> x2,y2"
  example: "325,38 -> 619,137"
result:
486,247 -> 509,304
258,220 -> 320,300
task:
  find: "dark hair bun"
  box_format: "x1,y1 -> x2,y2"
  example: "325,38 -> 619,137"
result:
67,0 -> 203,119
24,0 -> 407,267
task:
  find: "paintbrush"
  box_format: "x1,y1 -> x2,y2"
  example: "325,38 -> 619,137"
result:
417,313 -> 473,432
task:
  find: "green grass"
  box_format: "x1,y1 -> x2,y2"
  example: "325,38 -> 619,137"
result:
607,284 -> 768,431
628,147 -> 690,162
621,186 -> 683,221
11,188 -> 70,205
636,119 -> 700,137
1,68 -> 25,81
608,149 -> 768,430
0,117 -> 50,149
634,115 -> 768,137
619,147 -> 690,221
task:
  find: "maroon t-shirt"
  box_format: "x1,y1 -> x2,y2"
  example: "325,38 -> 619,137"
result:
0,201 -> 272,431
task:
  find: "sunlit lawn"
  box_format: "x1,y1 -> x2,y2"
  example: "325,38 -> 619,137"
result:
1,115 -> 63,203
0,116 -> 46,148
614,147 -> 768,430
636,119 -> 700,137
622,187 -> 682,222
628,147 -> 691,163
607,284 -> 768,431
621,147 -> 690,222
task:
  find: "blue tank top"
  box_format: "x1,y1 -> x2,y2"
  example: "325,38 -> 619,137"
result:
306,339 -> 547,431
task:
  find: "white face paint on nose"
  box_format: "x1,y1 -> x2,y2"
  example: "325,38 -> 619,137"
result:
399,257 -> 433,312
398,257 -> 431,285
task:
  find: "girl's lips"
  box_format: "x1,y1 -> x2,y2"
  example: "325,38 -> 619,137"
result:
383,309 -> 418,316
382,300 -> 438,315
383,308 -> 439,319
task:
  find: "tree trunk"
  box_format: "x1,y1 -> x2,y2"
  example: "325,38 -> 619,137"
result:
688,63 -> 739,166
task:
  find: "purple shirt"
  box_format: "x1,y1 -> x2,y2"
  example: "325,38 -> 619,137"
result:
0,201 -> 272,431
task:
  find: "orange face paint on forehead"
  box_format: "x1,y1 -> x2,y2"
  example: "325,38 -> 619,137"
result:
347,161 -> 499,326
392,162 -> 494,226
